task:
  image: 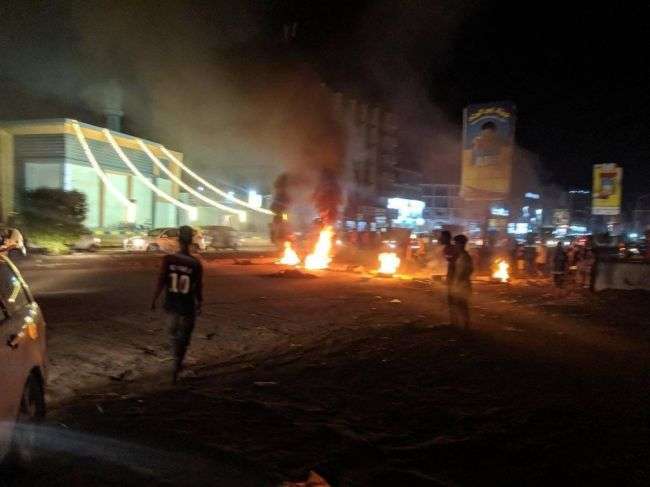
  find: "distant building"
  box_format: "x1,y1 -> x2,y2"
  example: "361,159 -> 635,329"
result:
421,183 -> 461,229
633,194 -> 650,232
567,189 -> 592,227
334,93 -> 423,228
0,119 -> 253,229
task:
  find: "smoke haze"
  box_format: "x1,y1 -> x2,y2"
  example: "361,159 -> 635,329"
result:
0,0 -> 550,218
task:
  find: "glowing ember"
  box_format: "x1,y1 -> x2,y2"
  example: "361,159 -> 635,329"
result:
377,252 -> 400,275
492,259 -> 510,282
304,226 -> 333,270
279,241 -> 300,266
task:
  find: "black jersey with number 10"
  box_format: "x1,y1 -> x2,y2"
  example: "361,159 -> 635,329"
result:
158,252 -> 203,315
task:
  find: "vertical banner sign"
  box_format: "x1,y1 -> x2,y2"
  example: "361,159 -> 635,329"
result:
460,101 -> 516,200
592,164 -> 622,215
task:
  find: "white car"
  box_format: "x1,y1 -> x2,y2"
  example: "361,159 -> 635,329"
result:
0,228 -> 26,258
124,227 -> 206,253
0,255 -> 47,465
71,233 -> 102,252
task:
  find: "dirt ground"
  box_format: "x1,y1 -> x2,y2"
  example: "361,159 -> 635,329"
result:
5,256 -> 650,486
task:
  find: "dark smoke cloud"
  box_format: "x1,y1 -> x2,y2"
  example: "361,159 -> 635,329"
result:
348,0 -> 477,182
313,168 -> 342,225
1,0 -> 346,206
337,0 -> 547,195
1,0 -> 549,221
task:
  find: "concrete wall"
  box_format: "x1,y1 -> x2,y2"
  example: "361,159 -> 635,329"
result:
594,260 -> 650,292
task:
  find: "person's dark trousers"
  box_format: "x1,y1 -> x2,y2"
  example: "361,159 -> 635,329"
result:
168,312 -> 196,381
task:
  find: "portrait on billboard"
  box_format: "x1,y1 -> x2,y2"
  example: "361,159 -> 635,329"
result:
460,101 -> 516,200
471,121 -> 505,166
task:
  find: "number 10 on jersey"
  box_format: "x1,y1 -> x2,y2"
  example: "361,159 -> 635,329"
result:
169,272 -> 190,294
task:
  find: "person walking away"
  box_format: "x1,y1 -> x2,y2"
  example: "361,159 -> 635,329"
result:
450,235 -> 473,329
552,242 -> 567,288
151,225 -> 203,383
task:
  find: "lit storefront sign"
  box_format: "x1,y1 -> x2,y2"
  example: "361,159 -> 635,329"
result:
507,222 -> 529,234
387,198 -> 425,227
491,207 -> 509,217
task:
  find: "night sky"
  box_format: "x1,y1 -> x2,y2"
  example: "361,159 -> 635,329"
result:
282,1 -> 650,207
1,1 -> 649,208
443,3 -> 650,206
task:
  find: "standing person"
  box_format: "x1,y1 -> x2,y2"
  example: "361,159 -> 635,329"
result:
535,241 -> 548,276
439,230 -> 457,324
578,246 -> 596,289
440,230 -> 457,285
552,241 -> 567,288
151,226 -> 204,384
516,244 -> 525,277
524,243 -> 537,276
508,237 -> 518,270
450,234 -> 473,330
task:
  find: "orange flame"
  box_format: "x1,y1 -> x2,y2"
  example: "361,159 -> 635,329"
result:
378,252 -> 400,275
492,259 -> 510,282
304,226 -> 333,270
279,241 -> 300,266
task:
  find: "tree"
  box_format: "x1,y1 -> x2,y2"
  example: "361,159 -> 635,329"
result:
18,188 -> 88,253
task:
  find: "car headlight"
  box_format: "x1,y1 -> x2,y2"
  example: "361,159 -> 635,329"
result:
132,237 -> 145,248
93,237 -> 102,244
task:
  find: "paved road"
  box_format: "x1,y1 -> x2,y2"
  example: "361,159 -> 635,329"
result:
4,257 -> 649,485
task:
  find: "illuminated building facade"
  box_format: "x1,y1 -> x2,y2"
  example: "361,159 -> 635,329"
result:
0,119 -> 185,228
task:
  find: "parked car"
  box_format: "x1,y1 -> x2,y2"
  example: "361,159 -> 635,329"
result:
0,228 -> 27,258
93,223 -> 149,248
201,225 -> 238,250
0,254 -> 47,465
124,227 -> 206,253
71,232 -> 102,252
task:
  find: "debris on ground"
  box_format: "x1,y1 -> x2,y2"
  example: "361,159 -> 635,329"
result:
138,345 -> 158,356
282,471 -> 331,487
254,381 -> 278,387
389,298 -> 402,303
264,269 -> 317,279
109,370 -> 133,382
346,265 -> 364,273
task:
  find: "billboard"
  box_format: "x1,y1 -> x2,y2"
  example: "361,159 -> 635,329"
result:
460,101 -> 516,200
592,164 -> 622,215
